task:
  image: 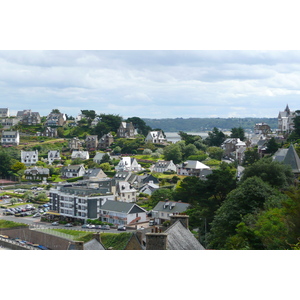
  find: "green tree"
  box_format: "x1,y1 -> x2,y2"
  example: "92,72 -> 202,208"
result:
99,162 -> 111,172
113,146 -> 121,154
241,157 -> 294,189
150,188 -> 174,207
205,162 -> 237,203
100,153 -> 111,164
207,146 -> 224,160
179,131 -> 203,145
265,137 -> 279,155
205,127 -> 226,147
183,144 -> 198,160
57,127 -> 65,138
187,150 -> 208,162
23,191 -> 34,202
81,110 -> 96,121
230,127 -> 245,141
34,192 -> 48,202
10,161 -> 26,173
0,151 -> 14,176
288,110 -> 300,141
207,176 -> 280,249
143,149 -> 153,155
174,176 -> 208,205
253,208 -> 289,250
10,198 -> 17,206
126,117 -> 152,136
163,143 -> 183,164
243,146 -> 260,166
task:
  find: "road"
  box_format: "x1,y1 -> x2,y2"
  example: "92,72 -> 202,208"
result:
0,213 -> 135,233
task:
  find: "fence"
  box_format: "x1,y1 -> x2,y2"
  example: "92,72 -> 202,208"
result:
0,236 -> 38,250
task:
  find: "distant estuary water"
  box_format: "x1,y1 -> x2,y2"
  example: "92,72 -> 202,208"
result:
165,132 -> 209,143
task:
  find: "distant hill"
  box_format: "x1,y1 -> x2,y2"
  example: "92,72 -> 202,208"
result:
143,117 -> 278,132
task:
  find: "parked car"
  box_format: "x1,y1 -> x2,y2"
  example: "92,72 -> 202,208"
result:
52,222 -> 59,226
33,213 -> 41,218
117,225 -> 126,231
101,225 -> 110,230
88,224 -> 95,229
81,224 -> 89,228
65,223 -> 73,227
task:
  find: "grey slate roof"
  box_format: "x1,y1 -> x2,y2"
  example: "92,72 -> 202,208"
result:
273,144 -> 300,173
165,221 -> 205,250
101,200 -> 146,214
25,167 -> 50,175
153,201 -> 190,214
84,239 -> 106,250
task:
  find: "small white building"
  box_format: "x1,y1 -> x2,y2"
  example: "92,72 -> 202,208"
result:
144,130 -> 166,144
115,157 -> 143,172
21,150 -> 38,166
153,160 -> 177,173
71,150 -> 89,160
48,150 -> 61,164
61,164 -> 86,178
177,160 -> 210,177
1,130 -> 20,146
115,181 -> 137,202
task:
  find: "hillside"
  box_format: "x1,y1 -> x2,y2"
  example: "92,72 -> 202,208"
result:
143,117 -> 278,132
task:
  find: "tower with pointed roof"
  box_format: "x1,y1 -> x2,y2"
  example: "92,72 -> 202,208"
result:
278,104 -> 295,134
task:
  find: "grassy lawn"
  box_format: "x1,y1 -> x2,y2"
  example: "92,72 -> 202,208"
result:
0,219 -> 29,228
48,229 -> 132,249
100,232 -> 132,250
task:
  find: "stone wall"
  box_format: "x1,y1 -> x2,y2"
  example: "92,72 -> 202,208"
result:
0,227 -> 71,250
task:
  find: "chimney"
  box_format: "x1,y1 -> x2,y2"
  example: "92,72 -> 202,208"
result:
170,213 -> 189,229
93,232 -> 101,244
74,241 -> 84,250
145,227 -> 168,250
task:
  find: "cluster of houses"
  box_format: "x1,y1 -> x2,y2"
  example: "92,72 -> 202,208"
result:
1,105 -> 300,243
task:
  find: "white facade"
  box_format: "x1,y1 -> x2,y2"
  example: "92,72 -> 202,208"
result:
145,131 -> 166,144
62,164 -> 85,178
71,150 -> 89,160
48,150 -> 61,164
115,157 -> 143,172
177,160 -> 210,176
1,130 -> 20,146
153,160 -> 177,173
21,150 -> 38,165
116,181 -> 137,202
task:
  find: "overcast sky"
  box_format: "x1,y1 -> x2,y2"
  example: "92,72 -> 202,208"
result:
1,50 -> 300,119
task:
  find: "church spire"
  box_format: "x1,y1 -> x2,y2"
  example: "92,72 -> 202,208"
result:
285,104 -> 290,114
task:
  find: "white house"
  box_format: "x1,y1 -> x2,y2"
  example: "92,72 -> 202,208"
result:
71,150 -> 89,160
115,181 -> 137,202
115,157 -> 143,172
278,104 -> 296,134
152,201 -> 190,225
48,150 -> 61,164
21,150 -> 38,166
153,160 -> 177,173
61,164 -> 86,178
1,130 -> 20,146
177,160 -> 211,177
144,130 -> 166,144
100,200 -> 147,226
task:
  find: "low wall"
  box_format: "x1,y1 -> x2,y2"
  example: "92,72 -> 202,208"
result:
0,239 -> 31,250
0,227 -> 72,250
